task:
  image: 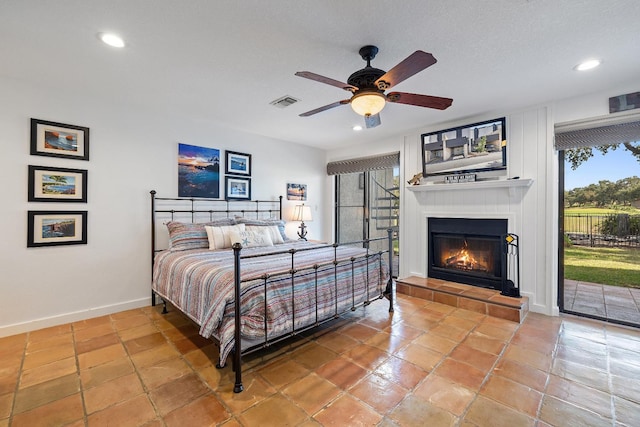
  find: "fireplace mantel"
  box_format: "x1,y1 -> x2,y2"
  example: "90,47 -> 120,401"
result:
407,178 -> 533,197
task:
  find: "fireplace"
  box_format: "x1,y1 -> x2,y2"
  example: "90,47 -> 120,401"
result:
428,217 -> 508,290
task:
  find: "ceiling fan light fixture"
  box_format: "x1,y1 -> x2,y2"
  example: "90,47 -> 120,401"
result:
350,92 -> 386,116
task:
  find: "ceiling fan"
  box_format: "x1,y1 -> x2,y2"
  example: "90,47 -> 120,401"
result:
295,45 -> 453,128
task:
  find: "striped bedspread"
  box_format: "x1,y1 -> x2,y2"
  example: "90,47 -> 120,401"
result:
152,241 -> 388,366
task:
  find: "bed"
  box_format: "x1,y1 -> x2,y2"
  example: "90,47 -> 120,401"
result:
150,191 -> 394,393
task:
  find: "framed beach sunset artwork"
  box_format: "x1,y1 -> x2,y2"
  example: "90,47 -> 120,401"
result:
286,183 -> 307,201
28,165 -> 87,203
30,119 -> 90,160
178,143 -> 220,198
27,210 -> 87,247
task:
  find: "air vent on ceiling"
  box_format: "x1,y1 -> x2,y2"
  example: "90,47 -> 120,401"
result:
270,95 -> 299,108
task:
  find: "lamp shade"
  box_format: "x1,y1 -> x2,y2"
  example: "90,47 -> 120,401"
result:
292,204 -> 312,222
350,92 -> 386,116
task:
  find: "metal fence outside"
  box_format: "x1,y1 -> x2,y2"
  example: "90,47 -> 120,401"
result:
564,214 -> 640,247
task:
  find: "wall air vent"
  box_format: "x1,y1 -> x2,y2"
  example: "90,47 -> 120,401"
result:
269,95 -> 300,108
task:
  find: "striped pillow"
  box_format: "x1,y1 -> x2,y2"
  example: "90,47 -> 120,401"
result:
167,218 -> 235,251
205,224 -> 246,250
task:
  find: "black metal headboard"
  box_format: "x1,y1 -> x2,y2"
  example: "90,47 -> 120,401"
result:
150,189 -> 283,254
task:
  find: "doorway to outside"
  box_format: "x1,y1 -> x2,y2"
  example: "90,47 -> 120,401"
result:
335,167 -> 400,277
559,143 -> 640,327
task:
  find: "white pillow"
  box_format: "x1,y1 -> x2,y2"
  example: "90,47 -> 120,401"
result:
246,225 -> 284,245
205,224 -> 246,250
229,227 -> 274,248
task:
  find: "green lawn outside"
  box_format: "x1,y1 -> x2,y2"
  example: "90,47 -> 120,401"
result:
564,245 -> 640,288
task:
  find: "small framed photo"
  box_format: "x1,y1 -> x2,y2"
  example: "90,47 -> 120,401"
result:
225,150 -> 251,176
28,165 -> 88,203
27,211 -> 88,247
287,183 -> 307,201
225,176 -> 251,200
30,118 -> 90,161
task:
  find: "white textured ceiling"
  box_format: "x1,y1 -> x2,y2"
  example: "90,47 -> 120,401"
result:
1,1 -> 639,150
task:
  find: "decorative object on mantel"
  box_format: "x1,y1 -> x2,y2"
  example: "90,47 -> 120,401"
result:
444,173 -> 476,184
407,178 -> 533,192
292,203 -> 312,240
501,233 -> 521,297
407,172 -> 423,185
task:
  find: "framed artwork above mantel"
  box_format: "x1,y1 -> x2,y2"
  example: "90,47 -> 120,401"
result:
421,117 -> 506,179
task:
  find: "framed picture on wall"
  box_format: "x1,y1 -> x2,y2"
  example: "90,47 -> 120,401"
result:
225,176 -> 251,200
30,118 -> 90,161
225,150 -> 251,176
28,165 -> 88,203
178,143 -> 220,198
27,210 -> 88,247
286,183 -> 307,201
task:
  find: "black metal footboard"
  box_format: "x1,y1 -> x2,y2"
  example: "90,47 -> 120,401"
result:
229,230 -> 394,393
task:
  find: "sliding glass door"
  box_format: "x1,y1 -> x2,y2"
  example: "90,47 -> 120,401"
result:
335,167 -> 399,276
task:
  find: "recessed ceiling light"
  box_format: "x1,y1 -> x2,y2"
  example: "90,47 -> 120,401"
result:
99,33 -> 125,48
574,59 -> 601,71
353,125 -> 363,131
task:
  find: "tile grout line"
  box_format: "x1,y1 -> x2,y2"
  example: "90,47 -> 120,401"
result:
452,310 -> 525,423
535,319 -> 562,424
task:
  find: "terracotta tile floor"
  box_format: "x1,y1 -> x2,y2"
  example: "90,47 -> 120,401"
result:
564,280 -> 640,325
2,293 -> 640,426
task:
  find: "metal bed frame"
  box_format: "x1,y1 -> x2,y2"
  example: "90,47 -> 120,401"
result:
150,190 -> 394,393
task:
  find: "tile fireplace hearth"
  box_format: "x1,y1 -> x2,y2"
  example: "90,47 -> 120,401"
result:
396,276 -> 529,323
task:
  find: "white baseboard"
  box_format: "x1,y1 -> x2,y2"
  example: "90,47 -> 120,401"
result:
0,297 -> 151,338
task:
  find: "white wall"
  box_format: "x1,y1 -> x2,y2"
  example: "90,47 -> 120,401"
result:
0,76 -> 326,337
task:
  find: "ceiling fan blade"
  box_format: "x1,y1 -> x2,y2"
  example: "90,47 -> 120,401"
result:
299,100 -> 350,117
295,71 -> 358,92
375,51 -> 437,90
387,92 -> 453,110
364,113 -> 381,129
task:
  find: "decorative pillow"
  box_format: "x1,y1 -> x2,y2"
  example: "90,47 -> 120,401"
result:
228,227 -> 274,248
246,225 -> 284,244
205,224 -> 246,250
235,217 -> 288,242
167,218 -> 235,251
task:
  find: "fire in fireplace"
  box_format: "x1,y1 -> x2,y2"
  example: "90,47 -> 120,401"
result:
439,237 -> 494,273
428,217 -> 508,290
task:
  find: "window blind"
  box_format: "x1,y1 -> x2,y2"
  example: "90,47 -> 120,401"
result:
326,152 -> 400,175
554,109 -> 640,150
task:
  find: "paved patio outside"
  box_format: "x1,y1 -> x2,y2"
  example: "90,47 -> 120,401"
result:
564,279 -> 640,325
